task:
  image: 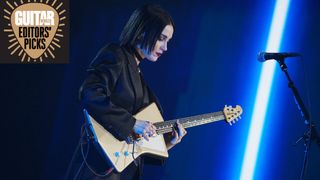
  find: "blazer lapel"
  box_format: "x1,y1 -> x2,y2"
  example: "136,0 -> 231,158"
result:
123,49 -> 143,112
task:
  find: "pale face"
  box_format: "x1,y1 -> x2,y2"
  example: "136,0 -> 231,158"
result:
139,25 -> 174,62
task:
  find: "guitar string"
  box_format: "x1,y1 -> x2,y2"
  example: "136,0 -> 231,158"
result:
155,114 -> 225,135
155,111 -> 224,126
153,111 -> 224,129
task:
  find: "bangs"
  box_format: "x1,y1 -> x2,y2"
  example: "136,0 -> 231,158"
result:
119,4 -> 174,53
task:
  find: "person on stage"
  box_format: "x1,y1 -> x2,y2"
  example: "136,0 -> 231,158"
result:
76,4 -> 187,180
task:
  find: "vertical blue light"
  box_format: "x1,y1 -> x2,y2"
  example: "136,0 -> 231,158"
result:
240,1 -> 291,180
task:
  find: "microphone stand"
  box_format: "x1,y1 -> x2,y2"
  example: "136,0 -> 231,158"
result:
276,58 -> 320,180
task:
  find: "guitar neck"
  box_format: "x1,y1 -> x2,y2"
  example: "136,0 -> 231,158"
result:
154,111 -> 226,135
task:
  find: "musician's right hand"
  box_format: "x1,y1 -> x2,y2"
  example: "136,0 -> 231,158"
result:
133,120 -> 157,141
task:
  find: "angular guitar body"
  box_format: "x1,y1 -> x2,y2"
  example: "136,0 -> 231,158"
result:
84,102 -> 243,173
84,103 -> 168,172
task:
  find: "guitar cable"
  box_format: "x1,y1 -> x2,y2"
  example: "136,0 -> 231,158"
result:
132,140 -> 139,166
72,123 -> 114,180
63,125 -> 83,180
71,124 -> 88,180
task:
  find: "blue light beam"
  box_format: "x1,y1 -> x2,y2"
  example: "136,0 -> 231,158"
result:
240,1 -> 291,180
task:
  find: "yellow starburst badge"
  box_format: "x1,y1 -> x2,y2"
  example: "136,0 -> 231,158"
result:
1,0 -> 69,63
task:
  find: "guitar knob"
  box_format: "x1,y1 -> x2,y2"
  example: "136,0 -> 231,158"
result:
114,152 -> 121,157
124,151 -> 130,156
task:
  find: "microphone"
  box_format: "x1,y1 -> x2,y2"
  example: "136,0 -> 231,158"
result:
257,52 -> 300,62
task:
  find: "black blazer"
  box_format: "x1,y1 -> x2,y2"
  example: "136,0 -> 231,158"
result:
79,43 -> 162,141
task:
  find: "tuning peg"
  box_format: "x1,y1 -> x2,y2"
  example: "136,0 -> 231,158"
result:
232,120 -> 235,124
229,122 -> 232,126
235,117 -> 239,121
239,116 -> 242,119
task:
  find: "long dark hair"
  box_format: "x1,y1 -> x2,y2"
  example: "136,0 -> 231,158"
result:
119,4 -> 174,53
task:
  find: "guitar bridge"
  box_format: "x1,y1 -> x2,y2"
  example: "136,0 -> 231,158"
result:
126,133 -> 143,144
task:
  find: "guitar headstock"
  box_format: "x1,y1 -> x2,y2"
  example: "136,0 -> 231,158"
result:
223,105 -> 243,125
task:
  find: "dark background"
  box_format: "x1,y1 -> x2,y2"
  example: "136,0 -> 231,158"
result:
1,0 -> 320,179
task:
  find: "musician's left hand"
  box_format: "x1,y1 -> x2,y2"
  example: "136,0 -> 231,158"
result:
166,120 -> 187,150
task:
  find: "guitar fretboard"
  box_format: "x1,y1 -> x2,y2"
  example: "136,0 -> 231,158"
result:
153,111 -> 225,134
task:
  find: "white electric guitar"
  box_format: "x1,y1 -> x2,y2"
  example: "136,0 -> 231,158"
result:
84,103 -> 242,172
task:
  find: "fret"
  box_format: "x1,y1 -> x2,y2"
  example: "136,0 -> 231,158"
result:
85,102 -> 242,172
154,111 -> 226,135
